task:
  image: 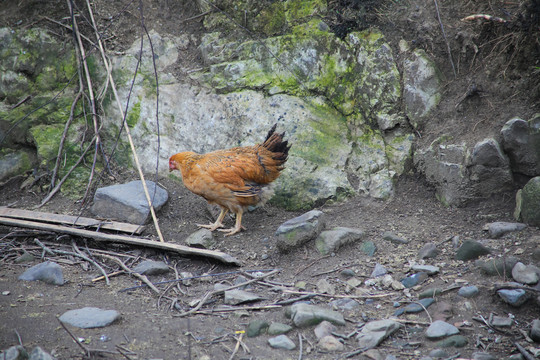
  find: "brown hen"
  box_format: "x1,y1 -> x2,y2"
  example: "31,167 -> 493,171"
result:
169,124 -> 290,236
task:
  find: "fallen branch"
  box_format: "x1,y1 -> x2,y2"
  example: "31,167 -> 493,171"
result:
0,216 -> 240,265
433,0 -> 456,78
282,289 -> 390,300
195,304 -> 282,315
514,342 -> 535,360
96,253 -> 160,294
0,207 -> 144,234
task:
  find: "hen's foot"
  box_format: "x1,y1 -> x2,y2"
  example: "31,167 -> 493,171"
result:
197,223 -> 224,231
218,225 -> 246,236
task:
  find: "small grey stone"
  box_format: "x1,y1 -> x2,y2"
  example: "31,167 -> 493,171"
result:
458,285 -> 479,298
356,319 -> 401,350
224,289 -> 263,305
418,288 -> 442,299
382,231 -> 409,244
329,298 -> 360,311
29,346 -> 55,360
267,322 -> 292,335
512,262 -> 540,284
185,228 -> 215,249
268,335 -> 296,350
425,320 -> 460,339
59,307 -> 120,328
485,221 -> 526,238
476,256 -> 519,276
1,345 -> 28,360
246,319 -> 269,337
436,335 -> 468,348
400,272 -> 428,288
340,269 -> 356,279
318,335 -> 344,352
419,243 -> 439,259
315,227 -> 365,255
428,348 -> 449,359
14,251 -> 35,263
530,319 -> 540,342
275,210 -> 326,252
288,303 -> 345,327
472,352 -> 497,360
411,264 -> 440,275
133,260 -> 169,275
314,320 -> 337,339
316,278 -> 335,295
497,287 -> 529,307
361,240 -> 377,257
400,298 -> 435,315
371,263 -> 388,278
19,261 -> 64,285
489,316 -> 513,327
456,240 -> 491,261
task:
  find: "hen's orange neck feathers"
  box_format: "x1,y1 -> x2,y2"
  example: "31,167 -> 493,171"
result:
169,151 -> 197,172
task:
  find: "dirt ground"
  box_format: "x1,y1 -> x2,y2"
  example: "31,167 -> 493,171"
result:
1,0 -> 540,359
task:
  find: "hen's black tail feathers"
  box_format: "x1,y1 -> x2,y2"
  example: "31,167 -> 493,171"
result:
262,123 -> 290,164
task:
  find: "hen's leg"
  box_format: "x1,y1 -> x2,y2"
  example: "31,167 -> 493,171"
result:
197,208 -> 228,231
220,210 -> 245,236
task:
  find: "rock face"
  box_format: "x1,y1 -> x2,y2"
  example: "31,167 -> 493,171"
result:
0,27 -> 90,196
103,23 -> 414,210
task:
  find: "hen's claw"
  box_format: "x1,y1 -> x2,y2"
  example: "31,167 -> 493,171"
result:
197,223 -> 224,231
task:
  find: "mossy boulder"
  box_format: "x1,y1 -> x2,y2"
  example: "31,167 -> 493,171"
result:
518,177 -> 540,226
0,27 -> 95,197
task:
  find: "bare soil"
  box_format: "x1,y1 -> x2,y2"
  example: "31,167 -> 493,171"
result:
1,1 -> 540,359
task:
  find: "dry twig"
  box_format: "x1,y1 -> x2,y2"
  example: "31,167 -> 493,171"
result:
433,0 -> 457,78
174,269 -> 280,317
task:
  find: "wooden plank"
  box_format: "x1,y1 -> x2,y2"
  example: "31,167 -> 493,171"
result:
0,207 -> 144,235
0,216 -> 240,266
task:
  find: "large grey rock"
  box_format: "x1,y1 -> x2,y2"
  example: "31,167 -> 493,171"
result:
59,307 -> 120,328
91,180 -> 168,224
468,138 -> 513,197
356,319 -> 401,350
517,177 -> 540,226
275,210 -> 325,251
414,138 -> 513,206
315,227 -> 365,255
19,261 -> 64,285
501,116 -> 540,176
